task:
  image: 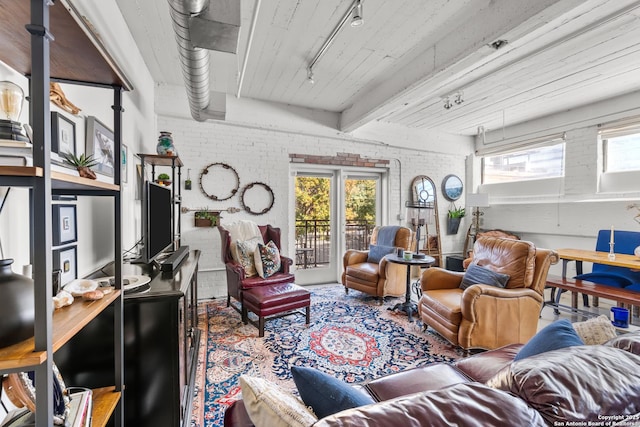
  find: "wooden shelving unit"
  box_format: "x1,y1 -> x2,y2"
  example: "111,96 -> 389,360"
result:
0,1 -> 129,426
0,292 -> 120,371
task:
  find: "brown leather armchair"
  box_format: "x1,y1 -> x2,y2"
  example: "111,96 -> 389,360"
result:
418,236 -> 558,350
218,224 -> 294,318
342,225 -> 413,299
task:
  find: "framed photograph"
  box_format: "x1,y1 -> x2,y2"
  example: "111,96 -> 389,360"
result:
51,112 -> 76,156
53,246 -> 77,286
52,204 -> 77,246
121,143 -> 128,183
86,116 -> 115,177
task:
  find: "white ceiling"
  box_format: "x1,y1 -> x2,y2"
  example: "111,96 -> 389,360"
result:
116,0 -> 640,136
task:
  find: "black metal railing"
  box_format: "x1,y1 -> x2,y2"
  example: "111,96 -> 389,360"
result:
294,219 -> 375,268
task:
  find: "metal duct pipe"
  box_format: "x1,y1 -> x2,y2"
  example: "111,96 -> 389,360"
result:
167,0 -> 210,121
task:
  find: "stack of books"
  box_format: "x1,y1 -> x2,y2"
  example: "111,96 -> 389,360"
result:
0,140 -> 32,167
0,388 -> 92,427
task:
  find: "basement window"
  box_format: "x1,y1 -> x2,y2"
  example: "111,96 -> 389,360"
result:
603,133 -> 640,172
481,143 -> 565,184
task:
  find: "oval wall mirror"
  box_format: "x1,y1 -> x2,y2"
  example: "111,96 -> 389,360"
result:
442,174 -> 463,201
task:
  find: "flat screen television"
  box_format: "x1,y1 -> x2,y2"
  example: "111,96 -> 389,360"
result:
137,181 -> 173,264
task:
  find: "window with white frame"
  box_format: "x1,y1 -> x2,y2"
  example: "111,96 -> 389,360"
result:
482,143 -> 565,184
603,132 -> 640,173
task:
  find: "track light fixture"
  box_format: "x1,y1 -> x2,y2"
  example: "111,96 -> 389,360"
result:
454,91 -> 464,105
442,91 -> 464,110
306,0 -> 364,84
351,0 -> 363,27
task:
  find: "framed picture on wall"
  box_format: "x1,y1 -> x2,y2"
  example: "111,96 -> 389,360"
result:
52,204 -> 77,246
51,112 -> 76,156
53,246 -> 77,286
86,116 -> 115,177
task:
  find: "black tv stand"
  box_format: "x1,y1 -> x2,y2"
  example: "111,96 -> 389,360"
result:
159,245 -> 190,272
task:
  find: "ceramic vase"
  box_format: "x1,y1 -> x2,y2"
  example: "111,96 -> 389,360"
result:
156,131 -> 176,156
0,258 -> 34,347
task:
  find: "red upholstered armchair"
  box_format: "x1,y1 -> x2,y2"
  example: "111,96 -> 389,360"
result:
218,224 -> 294,318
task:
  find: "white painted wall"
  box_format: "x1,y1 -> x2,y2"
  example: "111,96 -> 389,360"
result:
156,86 -> 473,298
473,91 -> 640,278
0,1 -> 156,279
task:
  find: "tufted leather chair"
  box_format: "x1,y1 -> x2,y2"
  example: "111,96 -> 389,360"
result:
342,226 -> 413,299
418,236 -> 558,350
218,224 -> 294,318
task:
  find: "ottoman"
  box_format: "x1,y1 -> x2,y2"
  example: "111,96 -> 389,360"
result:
242,282 -> 311,337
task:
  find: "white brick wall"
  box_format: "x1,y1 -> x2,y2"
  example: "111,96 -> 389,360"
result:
157,112 -> 470,298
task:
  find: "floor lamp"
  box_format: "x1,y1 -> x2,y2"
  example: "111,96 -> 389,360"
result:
465,193 -> 490,252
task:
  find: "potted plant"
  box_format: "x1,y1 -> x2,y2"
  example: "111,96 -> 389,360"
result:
61,152 -> 98,179
447,204 -> 465,234
194,210 -> 219,227
155,173 -> 171,186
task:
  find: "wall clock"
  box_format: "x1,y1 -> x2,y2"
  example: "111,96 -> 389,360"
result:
442,174 -> 463,201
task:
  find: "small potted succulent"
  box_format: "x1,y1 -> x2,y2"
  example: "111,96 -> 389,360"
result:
194,210 -> 219,227
155,173 -> 171,186
61,152 -> 98,179
447,204 -> 465,234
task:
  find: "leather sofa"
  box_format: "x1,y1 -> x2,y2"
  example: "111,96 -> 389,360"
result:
342,225 -> 413,299
224,332 -> 640,426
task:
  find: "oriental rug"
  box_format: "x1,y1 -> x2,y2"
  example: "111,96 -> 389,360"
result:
190,285 -> 463,427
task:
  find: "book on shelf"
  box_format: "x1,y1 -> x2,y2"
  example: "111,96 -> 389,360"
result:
66,388 -> 93,427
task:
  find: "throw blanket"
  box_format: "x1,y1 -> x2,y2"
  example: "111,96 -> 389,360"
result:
377,226 -> 401,247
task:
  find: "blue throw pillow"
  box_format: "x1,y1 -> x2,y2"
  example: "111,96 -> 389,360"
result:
460,263 -> 510,290
367,244 -> 396,264
514,319 -> 584,361
291,366 -> 375,419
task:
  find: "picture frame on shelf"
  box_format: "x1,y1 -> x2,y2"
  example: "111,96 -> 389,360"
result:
121,143 -> 128,183
85,116 -> 114,177
51,112 -> 76,157
52,204 -> 77,246
53,245 -> 77,286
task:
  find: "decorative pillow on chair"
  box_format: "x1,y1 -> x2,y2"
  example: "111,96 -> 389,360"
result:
367,244 -> 396,264
235,237 -> 262,277
239,375 -> 317,427
460,263 -> 510,290
254,240 -> 282,278
514,319 -> 584,361
571,315 -> 617,345
291,366 -> 375,419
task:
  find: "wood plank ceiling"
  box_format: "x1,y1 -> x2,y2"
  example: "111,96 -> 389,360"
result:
116,0 -> 640,135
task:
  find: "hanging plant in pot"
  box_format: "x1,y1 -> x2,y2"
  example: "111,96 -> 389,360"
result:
61,152 -> 98,180
447,204 -> 465,235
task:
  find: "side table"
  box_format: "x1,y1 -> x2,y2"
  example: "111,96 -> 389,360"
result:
385,254 -> 435,321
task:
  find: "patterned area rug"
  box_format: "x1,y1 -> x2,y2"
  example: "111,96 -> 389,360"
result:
190,285 -> 463,427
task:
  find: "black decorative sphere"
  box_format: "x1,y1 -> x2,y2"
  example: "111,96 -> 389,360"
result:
0,259 -> 34,347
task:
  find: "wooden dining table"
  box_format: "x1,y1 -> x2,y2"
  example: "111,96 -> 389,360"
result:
557,248 -> 640,278
552,248 -> 640,311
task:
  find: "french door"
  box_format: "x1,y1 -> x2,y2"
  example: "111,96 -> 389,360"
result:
293,167 -> 385,285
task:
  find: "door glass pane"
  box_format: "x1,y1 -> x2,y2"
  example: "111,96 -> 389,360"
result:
295,176 -> 331,269
344,178 -> 377,251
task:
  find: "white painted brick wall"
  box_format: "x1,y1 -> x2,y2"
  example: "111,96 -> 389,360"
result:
157,114 -> 469,298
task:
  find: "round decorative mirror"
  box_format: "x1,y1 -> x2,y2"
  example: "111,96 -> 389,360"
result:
442,174 -> 463,201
